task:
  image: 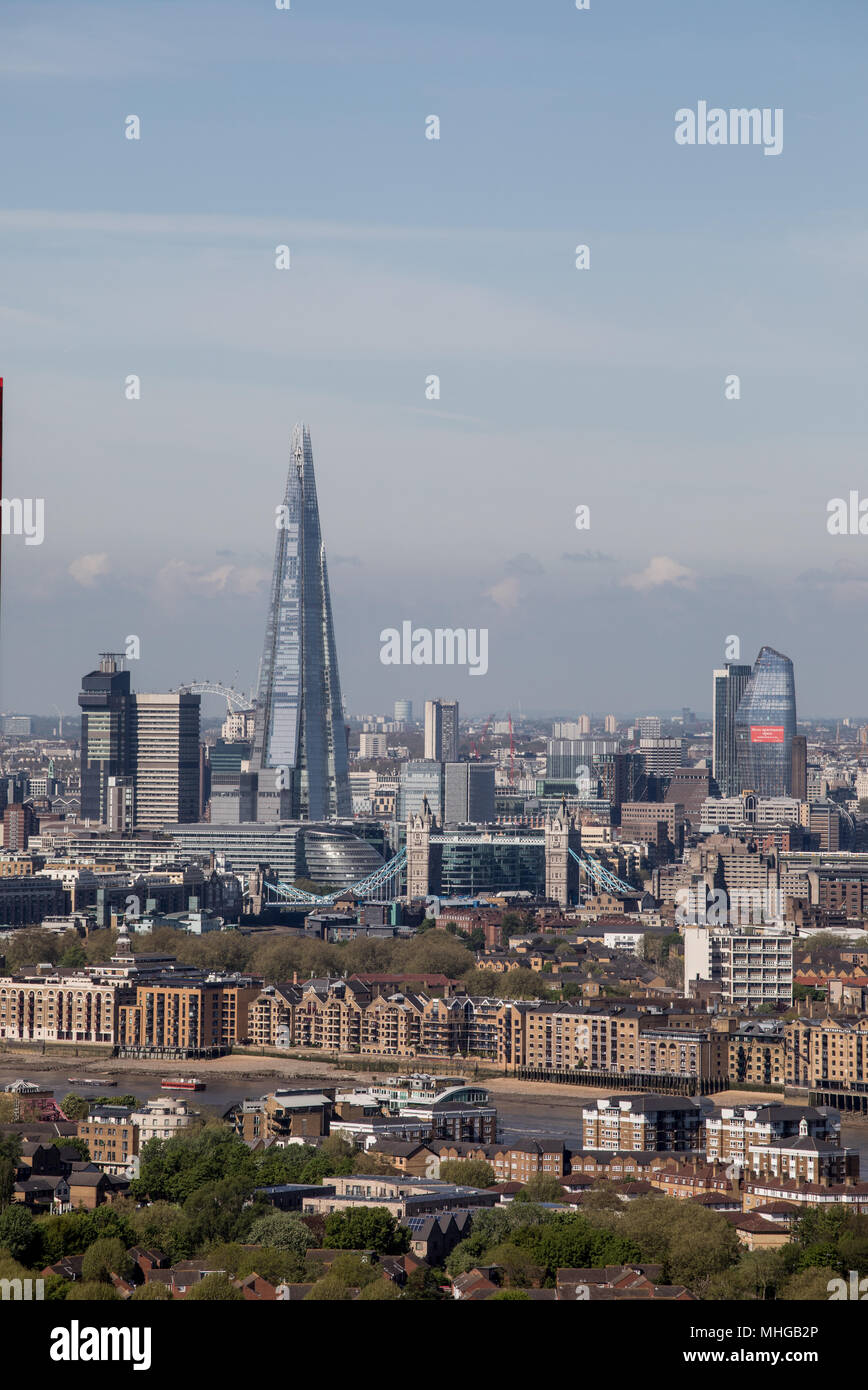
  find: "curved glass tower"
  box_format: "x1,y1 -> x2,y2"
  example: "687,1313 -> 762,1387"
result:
251,424 -> 351,820
733,646 -> 796,797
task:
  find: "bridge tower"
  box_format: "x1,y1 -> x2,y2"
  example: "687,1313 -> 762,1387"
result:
545,798 -> 581,906
406,797 -> 439,899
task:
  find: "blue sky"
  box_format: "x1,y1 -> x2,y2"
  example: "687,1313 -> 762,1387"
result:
2,0 -> 867,718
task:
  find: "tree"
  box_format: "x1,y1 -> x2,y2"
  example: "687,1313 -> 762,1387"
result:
486,1241 -> 543,1288
403,1265 -> 445,1300
777,1266 -> 841,1301
51,1136 -> 90,1161
182,1176 -> 255,1248
323,1207 -> 408,1254
619,1197 -> 740,1295
358,1278 -> 401,1300
60,1093 -> 89,1123
488,1289 -> 531,1300
130,1282 -> 172,1300
131,1123 -> 256,1204
185,1272 -> 245,1301
514,1174 -> 565,1204
81,1238 -> 133,1285
247,1212 -> 314,1261
438,1159 -> 497,1189
327,1253 -> 381,1289
0,1205 -> 35,1261
0,1157 -> 15,1209
0,1135 -> 22,1168
65,1282 -> 121,1301
59,941 -> 87,968
129,1200 -> 193,1264
304,1275 -> 353,1301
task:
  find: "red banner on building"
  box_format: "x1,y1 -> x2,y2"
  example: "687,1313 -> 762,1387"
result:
750,725 -> 785,743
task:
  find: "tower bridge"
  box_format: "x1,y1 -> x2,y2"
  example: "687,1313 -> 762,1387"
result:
260,801 -> 637,908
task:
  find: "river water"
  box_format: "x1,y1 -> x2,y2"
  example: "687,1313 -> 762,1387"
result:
5,1063 -> 868,1166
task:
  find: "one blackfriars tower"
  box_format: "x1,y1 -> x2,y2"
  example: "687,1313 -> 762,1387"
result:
251,424 -> 351,820
733,646 -> 797,798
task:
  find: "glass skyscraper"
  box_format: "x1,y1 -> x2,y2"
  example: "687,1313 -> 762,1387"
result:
734,647 -> 797,797
251,424 -> 351,820
712,663 -> 752,796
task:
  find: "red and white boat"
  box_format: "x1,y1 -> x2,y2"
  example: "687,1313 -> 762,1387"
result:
161,1076 -> 205,1091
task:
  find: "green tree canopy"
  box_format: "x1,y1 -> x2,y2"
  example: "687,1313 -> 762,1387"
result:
0,1205 -> 36,1262
438,1159 -> 497,1189
185,1272 -> 245,1301
323,1207 -> 409,1254
81,1237 -> 133,1285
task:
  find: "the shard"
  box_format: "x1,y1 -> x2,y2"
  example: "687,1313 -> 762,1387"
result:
250,424 -> 351,820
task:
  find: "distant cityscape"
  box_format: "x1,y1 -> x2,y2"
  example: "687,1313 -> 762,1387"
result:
0,424 -> 867,1308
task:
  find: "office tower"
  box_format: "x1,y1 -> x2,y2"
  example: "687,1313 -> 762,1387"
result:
712,664 -> 752,797
106,776 -> 135,833
209,739 -> 257,825
444,761 -> 495,825
637,716 -> 662,739
546,737 -> 619,780
595,753 -> 647,816
424,699 -> 459,762
394,700 -> 413,726
639,737 -> 687,778
250,424 -> 351,821
604,714 -> 617,734
734,647 -> 797,798
78,654 -> 136,824
397,760 -> 444,821
577,714 -> 591,736
791,735 -> 807,801
133,693 -> 201,828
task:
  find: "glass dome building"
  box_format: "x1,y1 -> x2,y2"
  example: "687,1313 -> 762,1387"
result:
733,647 -> 796,798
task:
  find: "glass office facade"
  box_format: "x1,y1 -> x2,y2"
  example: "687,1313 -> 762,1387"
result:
713,664 -> 752,797
734,647 -> 796,798
439,842 -> 546,897
251,425 -> 351,820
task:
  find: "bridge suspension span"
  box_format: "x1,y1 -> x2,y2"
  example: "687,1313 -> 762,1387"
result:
256,841 -> 636,908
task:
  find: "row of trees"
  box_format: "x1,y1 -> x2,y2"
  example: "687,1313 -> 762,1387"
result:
443,1189 -> 868,1299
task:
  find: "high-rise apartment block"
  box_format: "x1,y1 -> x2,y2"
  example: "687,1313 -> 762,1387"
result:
444,761 -> 495,825
424,699 -> 459,762
637,716 -> 662,740
133,693 -> 201,828
712,664 -> 752,796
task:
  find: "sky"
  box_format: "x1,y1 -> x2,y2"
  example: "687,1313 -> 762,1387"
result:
1,0 -> 867,720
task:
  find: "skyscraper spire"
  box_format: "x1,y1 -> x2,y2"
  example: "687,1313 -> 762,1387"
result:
251,424 -> 350,820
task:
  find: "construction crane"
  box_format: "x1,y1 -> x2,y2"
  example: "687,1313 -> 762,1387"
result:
470,712 -> 495,760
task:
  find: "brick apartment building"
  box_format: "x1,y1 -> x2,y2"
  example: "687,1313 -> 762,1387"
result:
581,1095 -> 703,1152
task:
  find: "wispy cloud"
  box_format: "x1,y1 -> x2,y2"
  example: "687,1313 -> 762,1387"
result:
484,577 -> 521,612
622,556 -> 696,592
68,553 -> 110,587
